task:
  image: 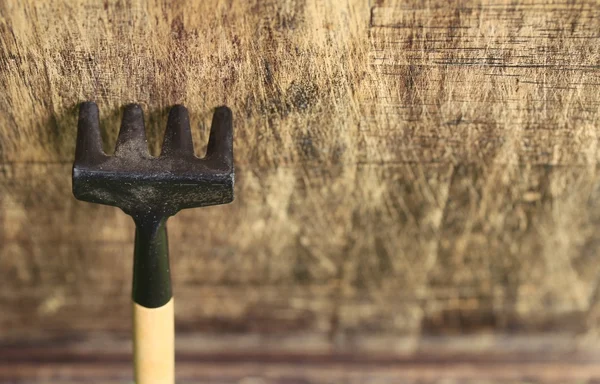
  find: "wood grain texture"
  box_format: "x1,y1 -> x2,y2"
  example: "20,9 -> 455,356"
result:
2,0 -> 600,381
3,345 -> 600,384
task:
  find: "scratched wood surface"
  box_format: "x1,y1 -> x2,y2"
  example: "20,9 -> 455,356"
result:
2,0 -> 600,382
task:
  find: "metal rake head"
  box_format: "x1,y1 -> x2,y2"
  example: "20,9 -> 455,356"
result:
72,102 -> 234,218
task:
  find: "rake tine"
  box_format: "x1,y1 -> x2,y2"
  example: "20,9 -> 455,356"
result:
115,104 -> 150,158
161,105 -> 194,157
205,106 -> 233,168
75,102 -> 105,163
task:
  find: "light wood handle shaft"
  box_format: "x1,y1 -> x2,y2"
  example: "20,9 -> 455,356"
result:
133,298 -> 174,384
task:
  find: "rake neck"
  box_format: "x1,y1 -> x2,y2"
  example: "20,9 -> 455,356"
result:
132,213 -> 172,308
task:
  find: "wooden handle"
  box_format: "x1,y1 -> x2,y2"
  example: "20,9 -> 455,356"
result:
133,298 -> 174,384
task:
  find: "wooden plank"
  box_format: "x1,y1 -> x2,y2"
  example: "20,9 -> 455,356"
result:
2,338 -> 600,383
2,0 -> 600,379
3,162 -> 600,340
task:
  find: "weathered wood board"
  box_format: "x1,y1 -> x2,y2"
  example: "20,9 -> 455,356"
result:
2,0 -> 600,381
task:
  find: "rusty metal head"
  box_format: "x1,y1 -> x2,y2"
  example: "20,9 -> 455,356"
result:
72,102 -> 234,219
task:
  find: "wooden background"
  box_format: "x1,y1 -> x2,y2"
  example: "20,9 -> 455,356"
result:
2,0 -> 600,382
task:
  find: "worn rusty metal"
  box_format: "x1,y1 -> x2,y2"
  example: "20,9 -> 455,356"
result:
72,102 -> 234,307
